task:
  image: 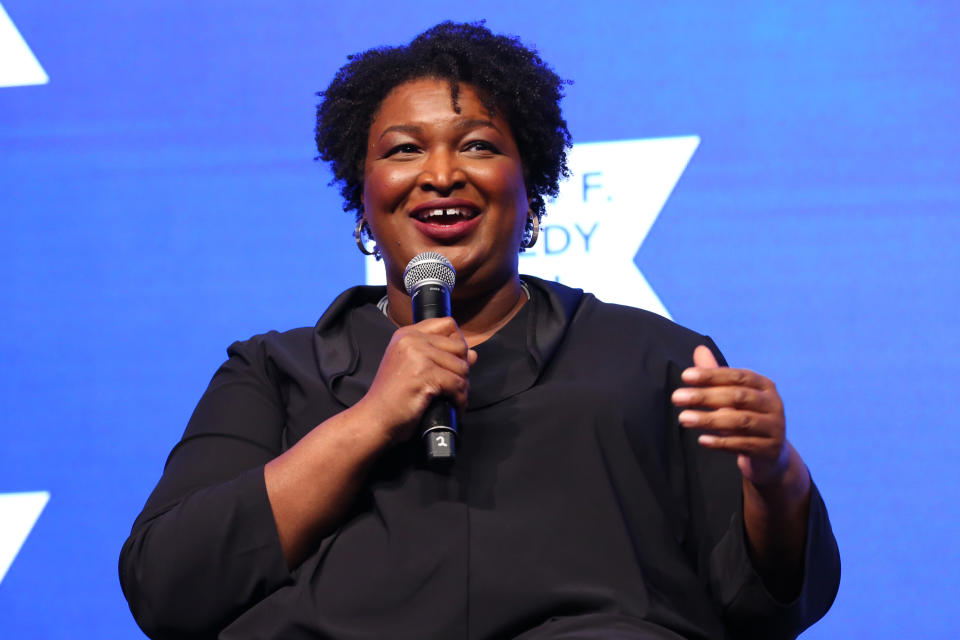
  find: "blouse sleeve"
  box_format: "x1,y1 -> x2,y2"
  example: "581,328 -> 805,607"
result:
709,482 -> 841,639
119,337 -> 293,639
680,337 -> 841,639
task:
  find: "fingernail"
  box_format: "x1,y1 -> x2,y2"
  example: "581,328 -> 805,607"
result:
682,368 -> 701,382
699,434 -> 718,445
672,389 -> 695,403
678,410 -> 699,425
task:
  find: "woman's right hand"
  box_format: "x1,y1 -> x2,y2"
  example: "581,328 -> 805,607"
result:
354,316 -> 478,447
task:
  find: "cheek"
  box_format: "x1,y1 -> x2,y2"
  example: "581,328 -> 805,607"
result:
472,163 -> 528,205
499,176 -> 530,241
363,165 -> 418,212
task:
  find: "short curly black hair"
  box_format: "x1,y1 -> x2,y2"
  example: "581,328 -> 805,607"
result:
315,20 -> 572,233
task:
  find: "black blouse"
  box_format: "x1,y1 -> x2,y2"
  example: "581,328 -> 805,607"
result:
120,276 -> 839,639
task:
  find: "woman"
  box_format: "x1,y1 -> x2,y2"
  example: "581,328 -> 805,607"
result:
120,21 -> 839,639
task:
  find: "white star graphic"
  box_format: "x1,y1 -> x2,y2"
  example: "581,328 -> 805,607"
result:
520,136 -> 700,319
364,136 -> 699,320
0,491 -> 49,584
0,3 -> 49,89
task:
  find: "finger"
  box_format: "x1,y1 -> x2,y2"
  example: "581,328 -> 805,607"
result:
672,386 -> 778,413
467,349 -> 478,366
428,368 -> 470,412
390,331 -> 463,368
427,348 -> 472,378
414,316 -> 460,336
697,437 -> 790,484
426,333 -> 472,359
678,408 -> 778,435
692,344 -> 719,369
695,434 -> 787,472
444,324 -> 472,361
695,434 -> 772,454
404,319 -> 471,360
681,366 -> 772,390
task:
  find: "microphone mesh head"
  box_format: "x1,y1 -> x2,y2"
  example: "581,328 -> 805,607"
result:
403,252 -> 456,294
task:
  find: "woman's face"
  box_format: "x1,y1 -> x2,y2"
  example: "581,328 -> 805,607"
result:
362,77 -> 529,298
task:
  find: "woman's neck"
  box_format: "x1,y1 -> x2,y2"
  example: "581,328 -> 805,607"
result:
384,276 -> 527,347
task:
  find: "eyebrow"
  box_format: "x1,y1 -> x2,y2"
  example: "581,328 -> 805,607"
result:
377,118 -> 502,141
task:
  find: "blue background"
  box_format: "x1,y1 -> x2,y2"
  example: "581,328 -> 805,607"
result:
1,1 -> 958,637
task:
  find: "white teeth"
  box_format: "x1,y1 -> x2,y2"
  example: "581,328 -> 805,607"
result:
423,208 -> 466,219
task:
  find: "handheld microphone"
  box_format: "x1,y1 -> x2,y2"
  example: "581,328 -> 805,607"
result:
403,252 -> 458,466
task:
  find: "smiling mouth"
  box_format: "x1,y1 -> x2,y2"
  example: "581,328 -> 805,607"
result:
412,208 -> 480,225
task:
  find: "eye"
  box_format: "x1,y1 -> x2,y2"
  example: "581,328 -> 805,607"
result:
463,140 -> 500,154
384,143 -> 420,157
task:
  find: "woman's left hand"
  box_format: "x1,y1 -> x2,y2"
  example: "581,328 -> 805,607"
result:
671,345 -> 790,486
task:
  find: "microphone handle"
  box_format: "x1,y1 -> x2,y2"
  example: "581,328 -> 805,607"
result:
411,282 -> 457,465
421,400 -> 457,463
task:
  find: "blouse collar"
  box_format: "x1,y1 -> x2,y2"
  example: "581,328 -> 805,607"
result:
312,276 -> 585,409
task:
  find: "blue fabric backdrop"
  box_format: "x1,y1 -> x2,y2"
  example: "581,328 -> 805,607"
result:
1,1 -> 957,637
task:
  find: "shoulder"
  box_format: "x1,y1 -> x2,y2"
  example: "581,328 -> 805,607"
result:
226,326 -> 315,366
223,284 -> 388,368
213,327 -> 319,397
585,296 -> 718,370
584,295 -> 706,345
528,275 -> 714,361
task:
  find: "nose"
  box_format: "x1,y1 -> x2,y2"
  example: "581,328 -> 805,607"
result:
417,148 -> 467,194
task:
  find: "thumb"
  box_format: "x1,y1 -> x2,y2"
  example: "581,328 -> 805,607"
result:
692,344 -> 719,369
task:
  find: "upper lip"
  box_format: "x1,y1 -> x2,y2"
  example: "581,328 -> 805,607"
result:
409,199 -> 481,221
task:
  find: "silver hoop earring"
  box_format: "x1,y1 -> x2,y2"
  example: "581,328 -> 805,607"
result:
355,219 -> 376,256
524,214 -> 540,249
